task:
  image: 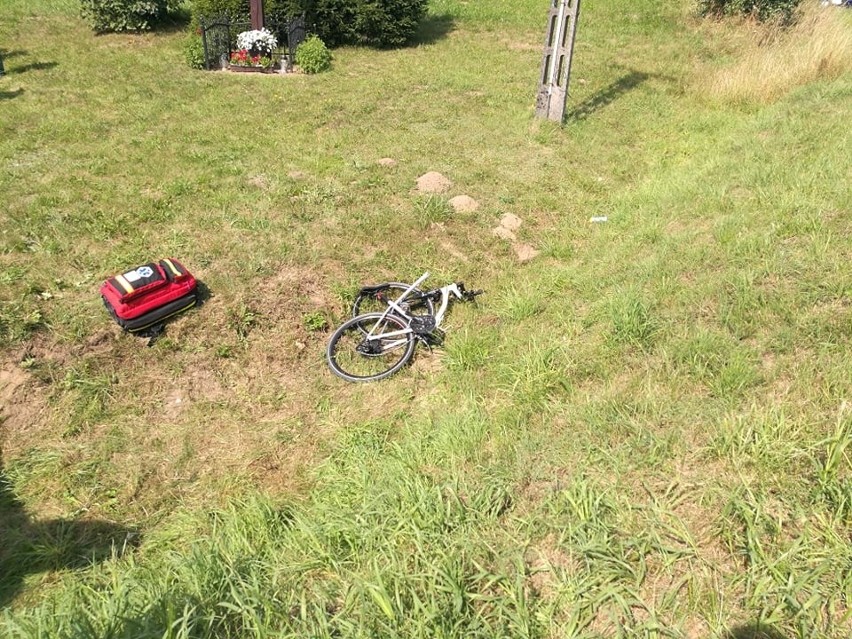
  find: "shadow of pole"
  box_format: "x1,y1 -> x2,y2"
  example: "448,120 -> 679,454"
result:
565,70 -> 649,123
0,449 -> 140,609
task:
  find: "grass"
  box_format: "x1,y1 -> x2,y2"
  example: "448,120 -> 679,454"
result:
1,0 -> 851,636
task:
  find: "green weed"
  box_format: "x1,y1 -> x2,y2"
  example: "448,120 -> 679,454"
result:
227,303 -> 259,340
607,288 -> 658,349
302,311 -> 329,332
497,342 -> 571,411
413,195 -> 453,229
0,300 -> 44,346
444,327 -> 495,372
495,284 -> 545,322
812,404 -> 852,521
709,406 -> 804,470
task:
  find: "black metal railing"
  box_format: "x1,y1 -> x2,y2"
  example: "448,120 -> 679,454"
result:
199,15 -> 306,71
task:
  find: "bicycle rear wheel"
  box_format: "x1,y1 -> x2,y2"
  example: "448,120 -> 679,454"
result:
352,283 -> 435,318
327,312 -> 416,382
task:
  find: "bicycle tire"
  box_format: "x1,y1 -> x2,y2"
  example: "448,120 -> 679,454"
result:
327,312 -> 416,383
352,283 -> 435,319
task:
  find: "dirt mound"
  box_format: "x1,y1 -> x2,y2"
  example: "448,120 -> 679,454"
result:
513,243 -> 540,263
499,213 -> 522,232
449,195 -> 479,213
416,172 -> 452,194
490,214 -> 539,263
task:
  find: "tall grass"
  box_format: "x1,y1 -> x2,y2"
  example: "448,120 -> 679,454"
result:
704,2 -> 852,103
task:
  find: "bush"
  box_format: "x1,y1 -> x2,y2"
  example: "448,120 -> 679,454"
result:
190,0 -> 303,28
80,0 -> 178,32
184,34 -> 206,69
350,0 -> 428,47
295,34 -> 331,73
309,0 -> 428,47
698,0 -> 801,22
190,0 -> 428,48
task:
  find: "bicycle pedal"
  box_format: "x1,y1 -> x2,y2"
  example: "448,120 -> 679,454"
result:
422,332 -> 444,347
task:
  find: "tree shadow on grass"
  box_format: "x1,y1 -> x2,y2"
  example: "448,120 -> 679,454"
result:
723,623 -> 791,638
149,7 -> 192,35
410,13 -> 455,46
1,48 -> 58,76
7,61 -> 58,75
0,49 -> 28,60
565,70 -> 649,122
0,450 -> 140,609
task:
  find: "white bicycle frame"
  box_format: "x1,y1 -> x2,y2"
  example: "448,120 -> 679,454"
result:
363,272 -> 464,352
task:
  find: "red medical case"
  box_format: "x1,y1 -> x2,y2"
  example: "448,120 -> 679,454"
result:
101,258 -> 197,333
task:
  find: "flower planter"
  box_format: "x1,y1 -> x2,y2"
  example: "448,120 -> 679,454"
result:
229,29 -> 277,73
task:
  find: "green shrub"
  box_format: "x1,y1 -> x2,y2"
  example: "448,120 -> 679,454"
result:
184,34 -> 206,69
80,0 -> 178,32
349,0 -> 428,47
190,0 -> 428,48
698,0 -> 801,22
309,0 -> 428,47
295,34 -> 331,73
190,0 -> 303,27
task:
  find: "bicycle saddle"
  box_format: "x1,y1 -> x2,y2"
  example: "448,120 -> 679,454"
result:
357,283 -> 395,294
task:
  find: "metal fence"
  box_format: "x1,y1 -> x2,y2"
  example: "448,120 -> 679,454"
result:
199,15 -> 307,71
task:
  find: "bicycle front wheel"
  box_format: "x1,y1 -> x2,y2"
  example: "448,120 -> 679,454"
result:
327,312 -> 416,382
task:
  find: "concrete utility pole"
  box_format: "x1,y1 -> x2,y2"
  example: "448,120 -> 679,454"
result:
535,0 -> 581,123
250,0 -> 265,30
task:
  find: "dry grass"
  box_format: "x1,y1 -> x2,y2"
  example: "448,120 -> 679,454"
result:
704,3 -> 852,103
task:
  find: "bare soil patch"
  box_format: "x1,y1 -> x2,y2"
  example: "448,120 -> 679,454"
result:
514,243 -> 540,263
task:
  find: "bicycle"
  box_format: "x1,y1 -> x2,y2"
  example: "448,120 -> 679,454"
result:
327,272 -> 483,382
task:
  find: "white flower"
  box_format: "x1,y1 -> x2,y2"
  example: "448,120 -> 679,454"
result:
236,29 -> 278,55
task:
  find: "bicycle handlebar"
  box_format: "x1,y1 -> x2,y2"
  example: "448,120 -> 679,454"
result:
455,282 -> 483,300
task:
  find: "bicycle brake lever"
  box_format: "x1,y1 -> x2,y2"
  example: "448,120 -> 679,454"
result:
464,289 -> 484,300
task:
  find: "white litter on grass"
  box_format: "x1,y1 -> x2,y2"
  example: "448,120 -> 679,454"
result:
590,216 -> 608,223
